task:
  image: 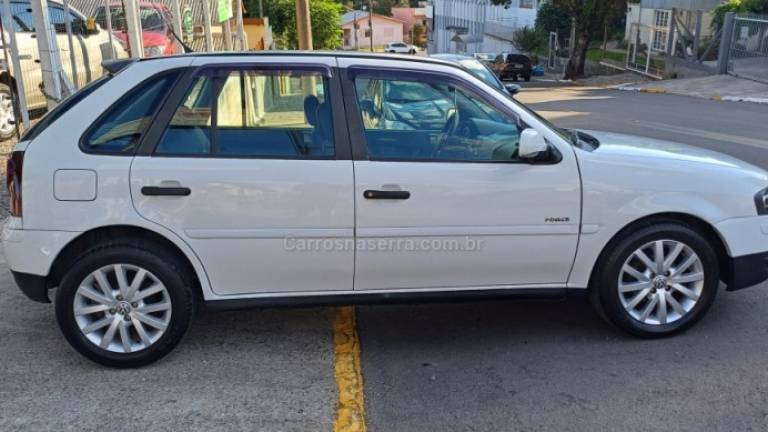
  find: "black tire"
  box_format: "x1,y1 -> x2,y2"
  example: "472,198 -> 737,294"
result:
524,74 -> 531,82
0,83 -> 18,141
590,222 -> 719,338
512,75 -> 519,81
409,49 -> 416,55
55,241 -> 195,368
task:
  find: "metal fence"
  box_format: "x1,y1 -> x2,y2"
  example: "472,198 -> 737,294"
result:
728,14 -> 768,83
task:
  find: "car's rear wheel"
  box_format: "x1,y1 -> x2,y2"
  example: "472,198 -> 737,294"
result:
524,74 -> 531,82
55,242 -> 195,368
0,83 -> 18,141
591,222 -> 719,338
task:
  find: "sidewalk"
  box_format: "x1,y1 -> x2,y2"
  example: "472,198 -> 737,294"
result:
616,75 -> 768,104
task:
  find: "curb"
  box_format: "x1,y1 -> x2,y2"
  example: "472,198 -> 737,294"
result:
616,86 -> 768,104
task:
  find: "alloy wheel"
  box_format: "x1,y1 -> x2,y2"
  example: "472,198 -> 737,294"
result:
73,264 -> 172,353
0,92 -> 15,136
618,240 -> 704,325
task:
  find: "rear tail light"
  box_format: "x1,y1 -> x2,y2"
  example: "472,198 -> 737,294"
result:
6,151 -> 23,217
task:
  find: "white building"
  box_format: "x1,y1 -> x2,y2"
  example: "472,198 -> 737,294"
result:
427,0 -> 540,55
624,0 -> 720,53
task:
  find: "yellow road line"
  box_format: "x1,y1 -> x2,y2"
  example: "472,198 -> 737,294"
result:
333,306 -> 367,432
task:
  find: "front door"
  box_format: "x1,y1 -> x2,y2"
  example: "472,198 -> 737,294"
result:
343,64 -> 581,291
130,59 -> 355,296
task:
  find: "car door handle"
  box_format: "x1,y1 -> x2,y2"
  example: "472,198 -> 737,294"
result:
141,186 -> 191,196
363,190 -> 410,200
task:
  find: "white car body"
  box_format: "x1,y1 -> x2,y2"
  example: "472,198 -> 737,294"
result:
385,42 -> 416,54
4,53 -> 768,364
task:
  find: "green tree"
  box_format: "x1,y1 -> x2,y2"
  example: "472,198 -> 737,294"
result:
712,0 -> 768,30
249,0 -> 343,49
411,23 -> 426,47
492,0 -> 626,78
535,2 -> 571,43
512,26 -> 545,54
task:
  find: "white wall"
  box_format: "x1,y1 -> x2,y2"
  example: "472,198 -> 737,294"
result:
428,0 -> 537,55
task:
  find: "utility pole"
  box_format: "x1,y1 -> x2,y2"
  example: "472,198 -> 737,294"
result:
236,0 -> 246,50
202,0 -> 214,52
354,11 -> 358,50
295,0 -> 313,50
171,0 -> 183,53
62,0 -> 78,88
368,0 -> 373,51
123,0 -> 144,58
29,0 -> 72,108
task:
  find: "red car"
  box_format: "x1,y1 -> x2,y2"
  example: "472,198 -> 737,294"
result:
94,2 -> 178,57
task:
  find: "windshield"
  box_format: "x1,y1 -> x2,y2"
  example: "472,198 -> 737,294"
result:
458,59 -> 504,92
96,6 -> 166,32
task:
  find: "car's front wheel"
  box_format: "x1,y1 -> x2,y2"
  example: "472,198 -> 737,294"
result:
591,222 -> 719,338
55,241 -> 195,368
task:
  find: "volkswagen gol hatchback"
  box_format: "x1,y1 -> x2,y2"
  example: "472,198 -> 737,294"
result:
5,53 -> 768,367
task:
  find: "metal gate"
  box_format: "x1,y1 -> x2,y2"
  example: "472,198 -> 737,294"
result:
729,15 -> 768,83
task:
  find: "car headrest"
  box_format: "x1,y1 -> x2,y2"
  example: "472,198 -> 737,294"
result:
304,95 -> 320,126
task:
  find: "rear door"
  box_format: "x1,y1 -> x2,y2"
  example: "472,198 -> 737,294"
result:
130,57 -> 355,296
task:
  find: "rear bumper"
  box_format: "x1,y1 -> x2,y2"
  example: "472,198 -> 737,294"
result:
724,251 -> 768,291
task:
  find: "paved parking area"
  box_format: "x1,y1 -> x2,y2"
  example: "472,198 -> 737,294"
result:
2,83 -> 768,431
0,249 -> 337,432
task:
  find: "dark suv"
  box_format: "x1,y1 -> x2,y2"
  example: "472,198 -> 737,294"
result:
496,54 -> 532,82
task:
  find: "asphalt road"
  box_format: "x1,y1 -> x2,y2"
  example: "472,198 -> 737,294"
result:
2,83 -> 768,432
359,85 -> 768,432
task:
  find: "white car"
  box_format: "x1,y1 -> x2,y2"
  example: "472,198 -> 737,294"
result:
385,42 -> 416,54
4,53 -> 768,367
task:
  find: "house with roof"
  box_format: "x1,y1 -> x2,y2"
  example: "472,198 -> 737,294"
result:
341,11 -> 406,51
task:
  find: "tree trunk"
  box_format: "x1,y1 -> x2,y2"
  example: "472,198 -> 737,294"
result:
564,34 -> 592,79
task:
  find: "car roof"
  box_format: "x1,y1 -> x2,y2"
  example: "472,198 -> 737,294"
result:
430,54 -> 475,62
126,51 -> 465,71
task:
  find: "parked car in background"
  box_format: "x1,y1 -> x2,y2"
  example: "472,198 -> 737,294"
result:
472,53 -> 495,64
94,2 -> 178,58
431,54 -> 520,97
6,53 -> 768,367
0,0 -> 126,140
492,53 -> 533,81
385,42 -> 417,54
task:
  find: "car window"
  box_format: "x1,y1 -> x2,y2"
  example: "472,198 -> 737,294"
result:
354,77 -> 522,162
95,6 -> 165,31
48,5 -> 84,33
458,59 -> 504,92
156,69 -> 334,158
506,55 -> 530,64
0,3 -> 34,32
82,71 -> 180,153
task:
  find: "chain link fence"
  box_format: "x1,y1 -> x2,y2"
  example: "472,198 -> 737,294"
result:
728,15 -> 768,83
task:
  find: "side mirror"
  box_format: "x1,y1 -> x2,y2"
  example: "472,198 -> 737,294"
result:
519,128 -> 548,159
504,83 -> 520,95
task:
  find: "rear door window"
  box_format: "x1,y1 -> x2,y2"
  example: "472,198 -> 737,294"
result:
156,68 -> 335,158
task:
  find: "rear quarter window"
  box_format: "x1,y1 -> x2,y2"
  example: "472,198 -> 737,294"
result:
81,70 -> 182,154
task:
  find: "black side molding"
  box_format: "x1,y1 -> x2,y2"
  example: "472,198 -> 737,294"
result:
724,251 -> 768,291
12,271 -> 50,303
205,288 -> 571,311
